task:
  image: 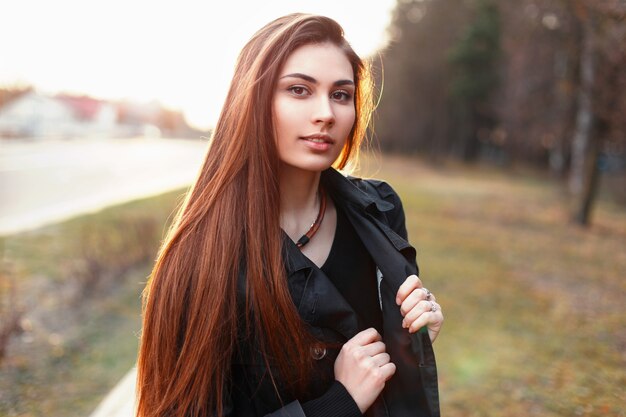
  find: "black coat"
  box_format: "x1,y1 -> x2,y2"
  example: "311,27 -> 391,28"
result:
226,168 -> 440,417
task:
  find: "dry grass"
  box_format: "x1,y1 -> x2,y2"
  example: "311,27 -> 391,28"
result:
358,154 -> 626,417
0,189 -> 185,417
1,154 -> 624,416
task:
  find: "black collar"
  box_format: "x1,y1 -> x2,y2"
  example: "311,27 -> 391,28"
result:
282,168 -> 395,277
320,168 -> 394,213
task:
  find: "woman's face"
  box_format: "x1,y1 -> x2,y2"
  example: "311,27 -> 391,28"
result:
273,42 -> 356,173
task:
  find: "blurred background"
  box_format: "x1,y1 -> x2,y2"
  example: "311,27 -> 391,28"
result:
1,0 -> 624,416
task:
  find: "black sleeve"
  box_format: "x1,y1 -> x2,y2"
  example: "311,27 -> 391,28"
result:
300,381 -> 363,417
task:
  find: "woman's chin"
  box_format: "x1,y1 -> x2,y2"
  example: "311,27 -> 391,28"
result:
279,157 -> 338,174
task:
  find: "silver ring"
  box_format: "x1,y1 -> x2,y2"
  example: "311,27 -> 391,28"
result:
430,301 -> 437,313
421,288 -> 432,300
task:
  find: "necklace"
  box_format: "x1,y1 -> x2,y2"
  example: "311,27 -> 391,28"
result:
296,187 -> 327,249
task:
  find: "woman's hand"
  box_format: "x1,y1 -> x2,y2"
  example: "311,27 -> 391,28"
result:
334,328 -> 396,413
396,275 -> 444,343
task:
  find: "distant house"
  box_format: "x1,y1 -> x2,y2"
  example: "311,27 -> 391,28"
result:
0,91 -> 201,140
56,94 -> 118,137
0,91 -> 121,139
0,91 -> 71,138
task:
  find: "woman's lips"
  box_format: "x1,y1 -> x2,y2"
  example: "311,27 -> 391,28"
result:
300,134 -> 334,151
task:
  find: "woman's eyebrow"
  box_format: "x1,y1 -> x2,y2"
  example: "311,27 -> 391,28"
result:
279,73 -> 355,87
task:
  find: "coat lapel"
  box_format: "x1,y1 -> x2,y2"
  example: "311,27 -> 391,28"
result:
283,236 -> 360,342
322,168 -> 440,417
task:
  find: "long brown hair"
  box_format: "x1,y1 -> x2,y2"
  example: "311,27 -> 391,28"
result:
136,14 -> 374,417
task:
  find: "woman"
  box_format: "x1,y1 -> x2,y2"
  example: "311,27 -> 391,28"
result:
136,13 -> 443,417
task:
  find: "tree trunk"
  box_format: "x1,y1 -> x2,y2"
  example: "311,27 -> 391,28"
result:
573,133 -> 601,225
550,47 -> 578,175
569,13 -> 601,226
463,104 -> 486,162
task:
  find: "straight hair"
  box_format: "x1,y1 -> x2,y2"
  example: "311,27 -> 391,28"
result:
136,13 -> 375,417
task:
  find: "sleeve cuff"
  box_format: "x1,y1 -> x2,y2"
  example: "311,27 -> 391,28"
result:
300,380 -> 363,417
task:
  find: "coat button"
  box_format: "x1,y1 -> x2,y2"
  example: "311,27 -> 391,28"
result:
310,345 -> 327,360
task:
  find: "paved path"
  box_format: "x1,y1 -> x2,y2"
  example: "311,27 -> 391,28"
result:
0,137 -> 207,236
89,368 -> 138,417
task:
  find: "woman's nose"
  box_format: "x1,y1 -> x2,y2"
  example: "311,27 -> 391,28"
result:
312,97 -> 335,126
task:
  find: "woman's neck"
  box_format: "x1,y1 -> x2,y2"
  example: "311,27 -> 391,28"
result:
279,165 -> 323,241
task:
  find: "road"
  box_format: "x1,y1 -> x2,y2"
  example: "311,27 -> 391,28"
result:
0,138 -> 208,236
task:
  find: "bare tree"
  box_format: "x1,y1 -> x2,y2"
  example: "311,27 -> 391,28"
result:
569,0 -> 626,225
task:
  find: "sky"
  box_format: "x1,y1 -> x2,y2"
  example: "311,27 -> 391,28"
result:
0,0 -> 397,130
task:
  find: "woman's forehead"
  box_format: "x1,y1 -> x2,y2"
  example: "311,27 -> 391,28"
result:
279,42 -> 354,82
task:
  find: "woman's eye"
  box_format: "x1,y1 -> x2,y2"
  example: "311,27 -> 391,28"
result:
332,91 -> 352,102
288,86 -> 308,96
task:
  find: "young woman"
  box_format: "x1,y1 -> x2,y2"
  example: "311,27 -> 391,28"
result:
136,13 -> 443,417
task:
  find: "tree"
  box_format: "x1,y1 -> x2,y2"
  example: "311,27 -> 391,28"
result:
448,0 -> 502,161
375,0 -> 626,225
568,0 -> 626,225
374,0 -> 471,155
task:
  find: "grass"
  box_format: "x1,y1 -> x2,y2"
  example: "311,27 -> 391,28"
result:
1,154 -> 624,416
0,189 -> 185,417
357,154 -> 625,417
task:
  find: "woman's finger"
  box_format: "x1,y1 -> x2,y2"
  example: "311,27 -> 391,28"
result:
347,327 -> 382,347
400,288 -> 430,316
379,362 -> 397,381
407,302 -> 443,334
370,352 -> 391,367
401,299 -> 431,328
361,341 -> 386,357
395,275 -> 422,305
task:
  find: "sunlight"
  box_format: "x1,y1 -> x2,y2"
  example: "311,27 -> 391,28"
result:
0,0 -> 396,129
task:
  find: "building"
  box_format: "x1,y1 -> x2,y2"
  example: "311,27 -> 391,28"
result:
0,91 -> 164,139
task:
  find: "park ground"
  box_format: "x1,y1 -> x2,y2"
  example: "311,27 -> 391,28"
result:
0,153 -> 624,417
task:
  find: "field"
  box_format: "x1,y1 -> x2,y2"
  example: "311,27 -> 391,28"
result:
359,155 -> 625,417
1,154 -> 624,416
0,190 -> 184,417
